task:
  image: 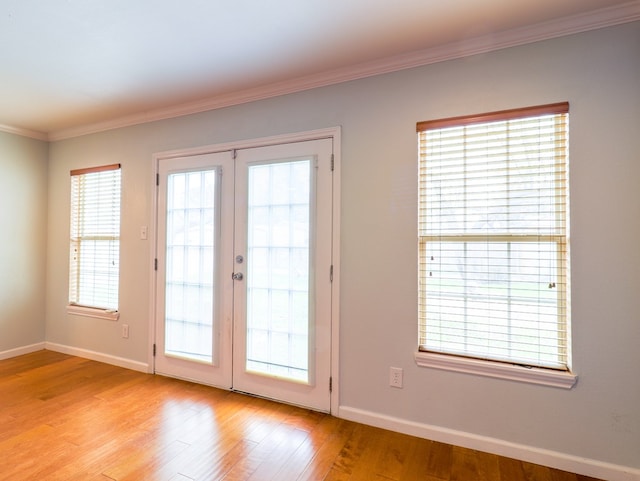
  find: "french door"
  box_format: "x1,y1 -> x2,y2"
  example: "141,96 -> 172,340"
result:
154,137 -> 334,412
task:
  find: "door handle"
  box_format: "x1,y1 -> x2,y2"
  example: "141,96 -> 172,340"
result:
232,272 -> 243,281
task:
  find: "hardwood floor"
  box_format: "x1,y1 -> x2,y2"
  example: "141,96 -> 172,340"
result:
0,350 -> 601,481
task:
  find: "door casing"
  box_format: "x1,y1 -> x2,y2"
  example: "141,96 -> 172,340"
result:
149,128 -> 341,414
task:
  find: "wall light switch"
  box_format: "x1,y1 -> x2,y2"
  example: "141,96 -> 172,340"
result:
140,226 -> 148,240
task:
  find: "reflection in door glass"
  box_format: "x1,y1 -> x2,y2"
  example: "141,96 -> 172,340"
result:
246,160 -> 311,382
165,170 -> 216,363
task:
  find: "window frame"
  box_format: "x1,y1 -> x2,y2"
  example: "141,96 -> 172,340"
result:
415,103 -> 576,388
67,163 -> 122,321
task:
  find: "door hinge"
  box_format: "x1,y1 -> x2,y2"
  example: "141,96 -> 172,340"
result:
154,258 -> 158,271
156,173 -> 160,186
153,344 -> 156,356
329,376 -> 333,393
330,265 -> 333,282
330,154 -> 334,171
232,149 -> 237,160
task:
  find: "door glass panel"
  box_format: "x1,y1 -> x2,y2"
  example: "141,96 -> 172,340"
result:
165,169 -> 217,363
246,160 -> 311,382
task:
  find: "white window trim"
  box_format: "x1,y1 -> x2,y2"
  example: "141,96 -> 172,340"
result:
415,350 -> 577,389
417,102 -> 572,374
68,163 -> 121,313
67,304 -> 120,321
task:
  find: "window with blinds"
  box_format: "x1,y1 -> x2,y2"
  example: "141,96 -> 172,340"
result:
69,164 -> 121,312
417,103 -> 570,370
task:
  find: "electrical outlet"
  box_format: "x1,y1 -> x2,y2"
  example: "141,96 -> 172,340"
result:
122,324 -> 129,339
389,367 -> 403,388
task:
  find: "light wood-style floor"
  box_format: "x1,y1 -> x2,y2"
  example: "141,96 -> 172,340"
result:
0,350 -> 601,481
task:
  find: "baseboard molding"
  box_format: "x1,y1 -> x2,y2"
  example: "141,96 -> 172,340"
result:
45,342 -> 150,374
338,406 -> 640,481
0,342 -> 46,361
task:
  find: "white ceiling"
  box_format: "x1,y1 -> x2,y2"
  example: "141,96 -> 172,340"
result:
1,0 -> 638,140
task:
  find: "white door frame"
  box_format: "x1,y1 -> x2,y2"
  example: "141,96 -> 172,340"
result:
149,127 -> 341,414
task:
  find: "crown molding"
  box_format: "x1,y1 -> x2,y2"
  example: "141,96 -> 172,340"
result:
0,123 -> 48,141
41,2 -> 640,141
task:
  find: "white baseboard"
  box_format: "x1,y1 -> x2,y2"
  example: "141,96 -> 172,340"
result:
0,342 -> 46,361
45,342 -> 150,374
338,406 -> 640,481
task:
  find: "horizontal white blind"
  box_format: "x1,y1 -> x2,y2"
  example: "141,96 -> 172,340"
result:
69,164 -> 121,311
418,103 -> 569,370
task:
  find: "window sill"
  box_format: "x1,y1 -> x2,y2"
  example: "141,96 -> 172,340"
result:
414,351 -> 577,389
67,305 -> 120,321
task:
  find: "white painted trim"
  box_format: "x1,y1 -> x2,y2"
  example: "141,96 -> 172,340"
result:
338,406 -> 640,481
47,3 -> 640,141
330,129 -> 341,416
153,127 -> 341,161
0,123 -> 48,141
414,351 -> 577,389
66,304 -> 120,321
149,154 -> 159,374
0,342 -> 46,361
45,342 -> 150,373
150,127 -> 342,414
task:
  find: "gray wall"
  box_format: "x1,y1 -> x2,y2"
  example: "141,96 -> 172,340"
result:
43,22 -> 640,470
0,131 -> 48,352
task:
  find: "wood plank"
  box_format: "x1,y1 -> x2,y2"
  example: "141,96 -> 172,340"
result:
341,425 -> 394,480
474,449 -> 502,481
522,460 -> 554,481
397,437 -> 443,481
450,445 -> 479,481
268,414 -> 343,481
0,351 -> 607,481
323,423 -> 372,481
295,417 -> 357,481
427,440 -> 453,479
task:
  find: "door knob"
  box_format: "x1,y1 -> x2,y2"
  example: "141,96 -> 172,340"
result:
232,272 -> 243,281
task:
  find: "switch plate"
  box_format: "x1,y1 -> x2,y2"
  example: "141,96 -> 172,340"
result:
140,226 -> 148,240
122,324 -> 129,338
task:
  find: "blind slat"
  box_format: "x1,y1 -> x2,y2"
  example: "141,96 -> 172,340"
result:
69,166 -> 121,311
417,105 -> 570,370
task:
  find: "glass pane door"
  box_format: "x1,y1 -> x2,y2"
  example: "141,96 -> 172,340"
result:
232,138 -> 333,412
154,152 -> 234,388
245,159 -> 312,382
154,138 -> 333,412
164,169 -> 217,363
